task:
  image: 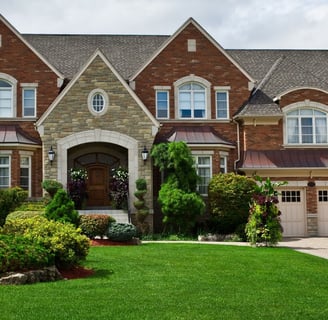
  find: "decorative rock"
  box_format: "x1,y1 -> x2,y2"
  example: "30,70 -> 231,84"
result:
0,266 -> 63,285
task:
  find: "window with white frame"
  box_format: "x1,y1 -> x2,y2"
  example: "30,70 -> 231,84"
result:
23,88 -> 36,117
220,156 -> 227,173
0,80 -> 13,117
20,156 -> 31,195
178,82 -> 206,119
215,88 -> 230,119
194,155 -> 212,195
0,156 -> 10,189
156,90 -> 169,119
286,108 -> 328,144
88,89 -> 108,116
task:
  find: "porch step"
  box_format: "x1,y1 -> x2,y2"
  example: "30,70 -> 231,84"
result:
78,210 -> 129,224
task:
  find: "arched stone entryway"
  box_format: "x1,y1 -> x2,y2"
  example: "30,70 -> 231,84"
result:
56,129 -> 139,209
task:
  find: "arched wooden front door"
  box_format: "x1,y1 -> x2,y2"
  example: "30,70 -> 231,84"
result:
86,164 -> 110,207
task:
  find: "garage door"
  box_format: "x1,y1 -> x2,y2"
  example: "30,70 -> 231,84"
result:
318,189 -> 328,236
277,189 -> 306,237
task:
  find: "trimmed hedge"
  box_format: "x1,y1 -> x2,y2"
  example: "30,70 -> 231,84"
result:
0,234 -> 53,273
2,216 -> 90,268
79,214 -> 116,239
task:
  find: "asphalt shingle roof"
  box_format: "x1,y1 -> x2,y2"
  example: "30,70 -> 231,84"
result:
22,34 -> 328,118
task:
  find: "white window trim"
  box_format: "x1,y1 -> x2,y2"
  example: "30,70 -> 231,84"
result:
21,84 -> 38,118
192,153 -> 212,196
0,73 -> 17,118
214,86 -> 231,120
87,89 -> 109,116
154,86 -> 171,119
19,151 -> 33,197
174,75 -> 211,120
0,154 -> 11,189
283,101 -> 328,146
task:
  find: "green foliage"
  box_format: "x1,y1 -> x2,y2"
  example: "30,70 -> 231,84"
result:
245,176 -> 287,246
45,189 -> 79,226
208,173 -> 257,235
135,178 -> 147,191
2,216 -> 90,268
134,178 -> 149,234
41,180 -> 63,198
6,210 -> 44,222
79,214 -> 115,239
152,142 -> 205,234
107,222 -> 137,242
159,177 -> 205,234
0,187 -> 27,227
0,234 -> 53,273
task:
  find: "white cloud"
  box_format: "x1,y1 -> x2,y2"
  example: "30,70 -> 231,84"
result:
1,0 -> 328,49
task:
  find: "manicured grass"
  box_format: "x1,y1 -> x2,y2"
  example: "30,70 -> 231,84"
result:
1,243 -> 328,319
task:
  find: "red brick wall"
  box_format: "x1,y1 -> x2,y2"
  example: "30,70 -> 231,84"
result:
0,19 -> 60,197
280,89 -> 328,107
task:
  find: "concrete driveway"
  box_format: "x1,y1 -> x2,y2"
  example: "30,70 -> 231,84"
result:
278,237 -> 328,260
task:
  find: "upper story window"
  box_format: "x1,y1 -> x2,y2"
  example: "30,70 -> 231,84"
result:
174,75 -> 211,120
88,89 -> 108,116
179,83 -> 206,119
286,108 -> 328,144
0,80 -> 13,117
22,87 -> 36,117
155,87 -> 170,119
215,86 -> 231,120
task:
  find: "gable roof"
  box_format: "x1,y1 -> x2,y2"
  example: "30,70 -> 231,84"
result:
36,49 -> 160,128
0,15 -> 64,80
130,17 -> 255,82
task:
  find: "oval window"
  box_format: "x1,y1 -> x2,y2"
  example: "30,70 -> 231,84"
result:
88,89 -> 108,116
92,93 -> 104,113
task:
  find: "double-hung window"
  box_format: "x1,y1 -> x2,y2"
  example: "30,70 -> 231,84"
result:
179,83 -> 206,119
156,90 -> 169,119
220,156 -> 227,173
215,86 -> 230,120
286,108 -> 328,144
23,88 -> 36,117
0,80 -> 13,117
194,155 -> 212,195
0,156 -> 10,189
20,156 -> 31,195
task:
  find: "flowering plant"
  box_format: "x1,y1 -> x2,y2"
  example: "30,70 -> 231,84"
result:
110,167 -> 128,209
68,168 -> 88,209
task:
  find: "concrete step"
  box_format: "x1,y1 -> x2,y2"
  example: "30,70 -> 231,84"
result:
78,209 -> 130,224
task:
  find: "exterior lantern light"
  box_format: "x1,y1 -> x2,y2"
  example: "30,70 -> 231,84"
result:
48,146 -> 55,165
141,146 -> 149,162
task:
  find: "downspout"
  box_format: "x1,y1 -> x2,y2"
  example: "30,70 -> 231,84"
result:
233,119 -> 240,172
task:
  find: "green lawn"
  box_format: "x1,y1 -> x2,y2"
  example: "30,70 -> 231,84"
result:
1,243 -> 328,320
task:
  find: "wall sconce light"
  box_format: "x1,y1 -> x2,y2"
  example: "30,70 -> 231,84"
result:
48,146 -> 55,165
141,146 -> 149,162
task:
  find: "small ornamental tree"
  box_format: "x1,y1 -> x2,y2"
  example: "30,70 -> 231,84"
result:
151,142 -> 205,234
134,178 -> 150,235
245,176 -> 287,246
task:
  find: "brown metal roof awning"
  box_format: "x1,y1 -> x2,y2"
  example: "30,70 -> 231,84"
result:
0,125 -> 40,145
240,150 -> 328,169
167,126 -> 234,146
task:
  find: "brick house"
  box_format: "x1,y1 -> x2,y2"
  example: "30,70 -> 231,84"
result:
1,14 -> 328,236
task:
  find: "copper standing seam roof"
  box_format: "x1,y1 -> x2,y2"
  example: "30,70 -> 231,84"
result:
241,150 -> 328,169
0,126 -> 40,145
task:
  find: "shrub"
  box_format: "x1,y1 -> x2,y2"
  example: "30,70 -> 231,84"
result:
0,187 -> 27,227
68,168 -> 88,209
41,180 -> 63,198
208,173 -> 257,235
110,167 -> 129,209
107,222 -> 137,242
6,210 -> 44,222
134,178 -> 150,235
45,189 -> 79,226
0,234 -> 53,273
2,216 -> 90,268
79,214 -> 116,239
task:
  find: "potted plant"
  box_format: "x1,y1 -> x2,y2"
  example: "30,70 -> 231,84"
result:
67,168 -> 88,209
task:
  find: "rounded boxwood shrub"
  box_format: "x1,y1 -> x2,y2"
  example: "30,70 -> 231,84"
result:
79,214 -> 116,239
0,234 -> 53,273
2,216 -> 90,268
107,222 -> 137,242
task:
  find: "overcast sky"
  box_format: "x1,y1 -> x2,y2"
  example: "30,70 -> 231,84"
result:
1,0 -> 328,49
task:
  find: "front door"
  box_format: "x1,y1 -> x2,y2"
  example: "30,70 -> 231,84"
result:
86,165 -> 110,207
